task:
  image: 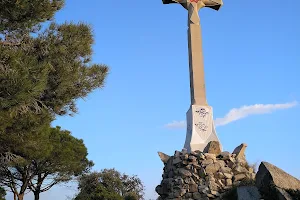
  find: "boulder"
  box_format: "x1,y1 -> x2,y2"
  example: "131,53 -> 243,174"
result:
236,186 -> 261,200
203,141 -> 221,155
256,162 -> 300,190
275,187 -> 293,200
232,143 -> 247,160
158,152 -> 170,164
256,161 -> 300,199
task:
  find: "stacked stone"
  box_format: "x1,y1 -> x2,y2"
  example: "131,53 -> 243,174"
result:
156,142 -> 255,200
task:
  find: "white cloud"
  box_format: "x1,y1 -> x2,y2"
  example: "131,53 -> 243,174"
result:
164,120 -> 186,129
164,101 -> 298,129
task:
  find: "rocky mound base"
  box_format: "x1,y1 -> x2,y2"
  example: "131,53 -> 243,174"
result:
156,142 -> 255,199
156,142 -> 300,200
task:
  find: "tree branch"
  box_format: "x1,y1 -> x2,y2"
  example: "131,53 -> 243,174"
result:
40,180 -> 58,192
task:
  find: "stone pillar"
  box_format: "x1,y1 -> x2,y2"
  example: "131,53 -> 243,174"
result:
187,2 -> 207,106
183,1 -> 222,152
162,0 -> 223,152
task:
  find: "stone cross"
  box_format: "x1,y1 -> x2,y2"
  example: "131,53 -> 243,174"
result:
162,0 -> 223,152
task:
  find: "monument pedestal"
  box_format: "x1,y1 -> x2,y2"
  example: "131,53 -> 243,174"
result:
184,105 -> 221,152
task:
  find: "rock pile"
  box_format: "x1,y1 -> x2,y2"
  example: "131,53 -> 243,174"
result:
156,142 -> 256,200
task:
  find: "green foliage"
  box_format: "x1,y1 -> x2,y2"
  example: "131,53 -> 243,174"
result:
0,0 -> 64,34
0,187 -> 5,200
0,0 -> 108,136
124,192 -> 139,200
75,169 -> 145,200
75,183 -> 123,200
0,1 -> 109,199
0,126 -> 93,199
0,0 -> 108,165
0,22 -> 108,127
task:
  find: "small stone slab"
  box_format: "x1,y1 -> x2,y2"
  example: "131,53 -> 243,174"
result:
158,152 -> 170,164
203,141 -> 221,155
232,143 -> 247,160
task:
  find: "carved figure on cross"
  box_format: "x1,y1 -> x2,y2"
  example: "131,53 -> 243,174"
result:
162,0 -> 223,24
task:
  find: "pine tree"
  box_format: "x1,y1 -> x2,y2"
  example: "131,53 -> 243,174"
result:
0,0 -> 108,159
0,126 -> 93,200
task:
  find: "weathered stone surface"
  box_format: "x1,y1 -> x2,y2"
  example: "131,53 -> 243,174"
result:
173,187 -> 185,197
234,174 -> 246,182
189,184 -> 198,192
173,156 -> 182,165
220,166 -> 232,174
174,150 -> 181,157
185,192 -> 192,198
193,163 -> 201,169
216,160 -> 226,168
192,192 -> 202,199
156,145 -> 257,200
192,173 -> 199,180
156,185 -> 163,195
204,153 -> 216,160
208,181 -> 219,191
174,177 -> 184,185
223,172 -> 232,179
216,172 -> 225,179
188,155 -> 197,162
219,151 -> 231,160
206,193 -> 215,198
205,163 -> 221,174
184,177 -> 192,184
256,162 -> 300,200
203,141 -> 221,155
232,143 -> 247,160
275,187 -> 293,200
158,152 -> 171,164
168,171 -> 174,178
225,179 -> 232,186
236,186 -> 261,200
201,159 -> 214,166
256,162 -> 300,191
233,165 -> 248,174
178,168 -> 192,177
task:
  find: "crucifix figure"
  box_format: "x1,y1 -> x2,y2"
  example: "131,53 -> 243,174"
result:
162,0 -> 223,152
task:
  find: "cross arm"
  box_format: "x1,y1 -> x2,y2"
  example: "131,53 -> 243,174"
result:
201,0 -> 223,10
162,0 -> 178,4
162,0 -> 223,11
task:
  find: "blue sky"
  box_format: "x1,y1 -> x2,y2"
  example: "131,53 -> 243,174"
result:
7,0 -> 300,199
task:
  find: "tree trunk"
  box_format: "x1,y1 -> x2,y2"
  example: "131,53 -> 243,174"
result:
34,191 -> 41,200
17,193 -> 24,200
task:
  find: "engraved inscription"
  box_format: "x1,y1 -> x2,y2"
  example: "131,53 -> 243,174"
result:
195,108 -> 208,118
194,122 -> 208,132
